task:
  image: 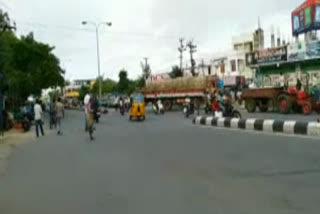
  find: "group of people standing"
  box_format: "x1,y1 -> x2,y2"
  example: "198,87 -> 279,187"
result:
206,90 -> 233,115
117,96 -> 131,113
35,97 -> 64,138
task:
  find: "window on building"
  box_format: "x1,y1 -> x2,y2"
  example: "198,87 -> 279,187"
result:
220,62 -> 225,74
230,60 -> 236,72
238,59 -> 245,73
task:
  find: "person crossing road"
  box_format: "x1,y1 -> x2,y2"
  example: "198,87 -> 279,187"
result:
87,97 -> 95,141
55,97 -> 64,135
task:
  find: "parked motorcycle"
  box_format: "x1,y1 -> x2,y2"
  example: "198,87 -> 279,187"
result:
22,115 -> 31,132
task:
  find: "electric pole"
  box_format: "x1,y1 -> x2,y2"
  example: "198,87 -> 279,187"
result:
143,57 -> 148,67
178,38 -> 186,73
141,57 -> 151,80
200,59 -> 205,76
187,40 -> 197,76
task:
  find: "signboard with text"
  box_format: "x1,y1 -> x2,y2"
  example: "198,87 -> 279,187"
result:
246,47 -> 287,66
146,73 -> 171,84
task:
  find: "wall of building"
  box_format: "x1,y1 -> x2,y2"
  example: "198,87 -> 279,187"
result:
211,51 -> 253,79
257,60 -> 320,88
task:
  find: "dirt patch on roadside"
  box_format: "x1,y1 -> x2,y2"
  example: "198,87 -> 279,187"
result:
0,130 -> 33,177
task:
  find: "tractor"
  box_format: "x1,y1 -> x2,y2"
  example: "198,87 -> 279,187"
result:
242,86 -> 320,115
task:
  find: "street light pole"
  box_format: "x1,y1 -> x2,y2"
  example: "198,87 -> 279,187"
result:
95,26 -> 102,99
82,21 -> 112,99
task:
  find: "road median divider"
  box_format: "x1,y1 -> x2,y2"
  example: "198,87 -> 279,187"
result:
193,116 -> 320,137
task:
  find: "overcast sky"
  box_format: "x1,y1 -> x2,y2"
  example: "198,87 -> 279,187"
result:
1,0 -> 303,80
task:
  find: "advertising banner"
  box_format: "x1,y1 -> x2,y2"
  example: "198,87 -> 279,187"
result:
263,73 -> 299,87
306,40 -> 320,58
223,76 -> 237,86
246,47 -> 287,66
288,40 -> 320,61
292,0 -> 320,36
287,41 -> 307,61
146,73 -> 171,84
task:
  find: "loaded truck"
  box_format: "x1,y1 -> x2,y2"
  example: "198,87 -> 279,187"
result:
143,76 -> 219,111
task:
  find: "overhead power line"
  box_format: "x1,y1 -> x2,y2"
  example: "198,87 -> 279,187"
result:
15,20 -> 179,41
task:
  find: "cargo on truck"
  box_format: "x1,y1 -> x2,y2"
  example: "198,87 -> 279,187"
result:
143,75 -> 219,111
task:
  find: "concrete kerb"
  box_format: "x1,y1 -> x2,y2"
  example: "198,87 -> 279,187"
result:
193,116 -> 320,137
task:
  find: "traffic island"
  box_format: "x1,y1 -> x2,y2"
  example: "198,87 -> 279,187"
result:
193,116 -> 320,137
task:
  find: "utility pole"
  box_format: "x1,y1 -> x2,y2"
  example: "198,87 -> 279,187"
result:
178,38 -> 186,73
142,57 -> 150,78
143,57 -> 148,67
187,40 -> 197,76
82,21 -> 112,99
200,59 -> 205,76
141,57 -> 151,84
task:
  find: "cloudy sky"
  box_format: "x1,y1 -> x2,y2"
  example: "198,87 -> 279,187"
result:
1,0 -> 303,80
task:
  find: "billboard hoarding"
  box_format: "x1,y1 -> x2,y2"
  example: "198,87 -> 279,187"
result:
292,1 -> 320,36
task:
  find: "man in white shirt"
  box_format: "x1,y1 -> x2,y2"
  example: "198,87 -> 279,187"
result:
84,94 -> 90,131
279,72 -> 285,87
34,99 -> 44,137
124,97 -> 131,112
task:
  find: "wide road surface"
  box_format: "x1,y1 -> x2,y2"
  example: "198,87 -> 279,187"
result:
1,110 -> 320,214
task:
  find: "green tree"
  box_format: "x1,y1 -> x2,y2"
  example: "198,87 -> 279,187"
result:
0,9 -> 14,32
9,33 -> 64,98
169,65 -> 183,79
79,85 -> 90,102
136,76 -> 146,89
91,77 -> 117,95
0,10 -> 65,109
117,69 -> 130,94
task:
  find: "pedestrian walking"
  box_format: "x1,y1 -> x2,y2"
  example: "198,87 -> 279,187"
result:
84,93 -> 90,132
87,97 -> 95,141
49,99 -> 56,129
55,97 -> 64,135
124,97 -> 130,112
91,96 -> 99,123
34,99 -> 44,138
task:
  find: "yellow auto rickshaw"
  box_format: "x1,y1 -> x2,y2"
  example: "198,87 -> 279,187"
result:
129,93 -> 146,121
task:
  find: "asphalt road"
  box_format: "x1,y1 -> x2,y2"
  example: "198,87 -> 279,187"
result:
1,110 -> 320,214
